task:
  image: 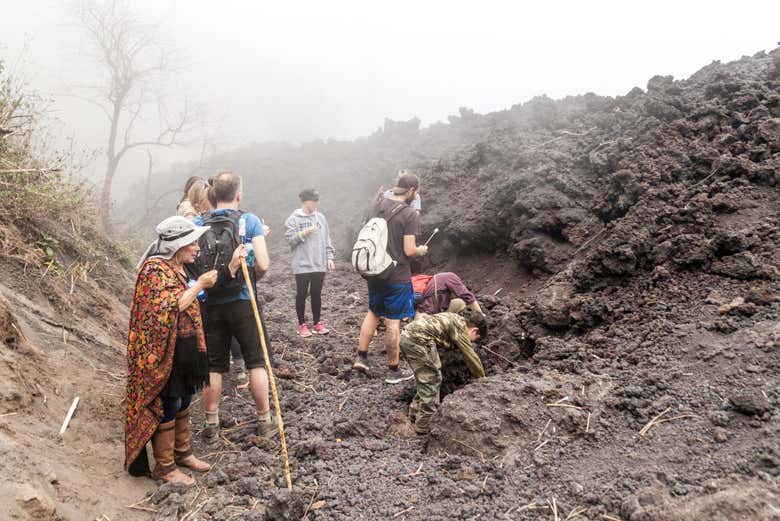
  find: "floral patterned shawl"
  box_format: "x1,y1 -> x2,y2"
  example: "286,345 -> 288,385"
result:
124,257 -> 205,469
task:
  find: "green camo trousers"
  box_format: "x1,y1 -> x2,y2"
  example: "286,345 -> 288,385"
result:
399,337 -> 442,433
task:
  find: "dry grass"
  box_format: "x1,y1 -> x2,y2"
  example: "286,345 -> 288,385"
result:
0,60 -> 133,287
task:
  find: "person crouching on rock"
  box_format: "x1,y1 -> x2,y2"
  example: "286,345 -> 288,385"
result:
284,188 -> 335,337
125,216 -> 218,486
400,309 -> 488,434
413,272 -> 483,315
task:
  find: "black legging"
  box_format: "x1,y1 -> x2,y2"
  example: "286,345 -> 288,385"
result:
295,272 -> 326,325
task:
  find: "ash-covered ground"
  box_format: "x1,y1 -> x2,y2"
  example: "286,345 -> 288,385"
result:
148,247 -> 779,520
143,49 -> 780,521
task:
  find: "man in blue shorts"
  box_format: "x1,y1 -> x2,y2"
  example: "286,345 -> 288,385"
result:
353,172 -> 428,383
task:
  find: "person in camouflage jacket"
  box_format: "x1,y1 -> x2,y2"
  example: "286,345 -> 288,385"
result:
399,309 -> 488,434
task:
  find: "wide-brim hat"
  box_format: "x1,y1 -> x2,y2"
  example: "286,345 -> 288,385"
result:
155,216 -> 210,256
136,216 -> 210,270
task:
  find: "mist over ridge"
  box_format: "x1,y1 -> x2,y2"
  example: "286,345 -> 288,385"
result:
134,46 -> 780,267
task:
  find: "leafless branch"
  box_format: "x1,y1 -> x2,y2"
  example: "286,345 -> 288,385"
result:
59,92 -> 113,121
69,0 -> 195,229
116,98 -> 190,160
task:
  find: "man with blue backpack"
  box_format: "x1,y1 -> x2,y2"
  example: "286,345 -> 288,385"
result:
352,171 -> 428,383
193,172 -> 274,442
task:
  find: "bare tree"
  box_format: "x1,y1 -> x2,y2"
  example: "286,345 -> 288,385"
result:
134,144 -> 199,228
71,0 -> 192,230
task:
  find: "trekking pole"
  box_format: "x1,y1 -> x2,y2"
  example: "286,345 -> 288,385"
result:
423,227 -> 440,246
239,257 -> 292,491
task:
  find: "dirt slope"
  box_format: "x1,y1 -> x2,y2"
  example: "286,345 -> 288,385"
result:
1,62 -> 157,520
0,239 -> 155,520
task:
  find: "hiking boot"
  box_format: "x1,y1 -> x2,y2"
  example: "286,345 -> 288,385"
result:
312,322 -> 330,335
297,324 -> 312,338
414,415 -> 431,435
201,423 -> 220,446
173,409 -> 211,473
352,355 -> 369,374
384,366 -> 414,384
151,420 -> 195,486
257,413 -> 277,438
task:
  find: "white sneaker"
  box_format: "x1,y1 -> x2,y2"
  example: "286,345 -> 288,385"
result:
384,366 -> 414,384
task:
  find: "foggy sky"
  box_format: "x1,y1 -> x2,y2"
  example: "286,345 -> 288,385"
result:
1,0 -> 778,194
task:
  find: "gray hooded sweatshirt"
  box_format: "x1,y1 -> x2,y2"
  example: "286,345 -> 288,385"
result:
284,209 -> 335,274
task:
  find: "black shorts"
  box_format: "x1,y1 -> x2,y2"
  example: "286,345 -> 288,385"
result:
204,299 -> 272,373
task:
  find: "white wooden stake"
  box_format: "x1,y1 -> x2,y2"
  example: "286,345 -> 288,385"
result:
59,397 -> 80,435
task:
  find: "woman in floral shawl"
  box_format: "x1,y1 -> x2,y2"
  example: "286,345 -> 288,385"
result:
125,216 -> 218,486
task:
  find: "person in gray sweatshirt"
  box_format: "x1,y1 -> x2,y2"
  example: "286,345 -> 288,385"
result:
284,188 -> 335,337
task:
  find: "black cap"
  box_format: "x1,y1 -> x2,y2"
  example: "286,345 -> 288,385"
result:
299,188 -> 319,202
391,172 -> 420,195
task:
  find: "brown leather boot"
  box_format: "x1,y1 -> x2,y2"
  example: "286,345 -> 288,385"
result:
173,408 -> 211,472
151,420 -> 196,486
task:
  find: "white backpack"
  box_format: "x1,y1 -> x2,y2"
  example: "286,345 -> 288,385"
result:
352,203 -> 404,278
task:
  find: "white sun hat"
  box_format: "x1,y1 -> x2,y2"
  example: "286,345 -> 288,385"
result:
136,216 -> 210,270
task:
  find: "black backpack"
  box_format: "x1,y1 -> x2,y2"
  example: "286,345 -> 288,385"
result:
195,209 -> 246,298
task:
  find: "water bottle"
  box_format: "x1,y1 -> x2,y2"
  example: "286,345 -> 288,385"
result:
245,242 -> 255,266
189,279 -> 206,301
238,216 -> 252,266
238,216 -> 247,240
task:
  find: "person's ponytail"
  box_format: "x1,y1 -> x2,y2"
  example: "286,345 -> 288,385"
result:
207,176 -> 217,208
182,176 -> 204,203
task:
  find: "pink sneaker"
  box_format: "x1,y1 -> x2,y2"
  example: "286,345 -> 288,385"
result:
297,324 -> 312,338
312,322 -> 330,335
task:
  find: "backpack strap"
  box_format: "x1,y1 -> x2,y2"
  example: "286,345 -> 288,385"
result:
223,208 -> 244,223
433,274 -> 439,312
385,203 -> 407,225
203,208 -> 245,227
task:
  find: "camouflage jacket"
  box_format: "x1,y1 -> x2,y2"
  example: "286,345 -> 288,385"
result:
401,312 -> 485,378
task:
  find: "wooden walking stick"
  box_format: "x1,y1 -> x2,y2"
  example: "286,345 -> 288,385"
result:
240,257 -> 292,491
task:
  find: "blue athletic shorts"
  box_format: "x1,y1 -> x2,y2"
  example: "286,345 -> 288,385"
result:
367,281 -> 414,320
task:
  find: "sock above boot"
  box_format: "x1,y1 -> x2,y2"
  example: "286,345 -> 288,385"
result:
205,410 -> 219,426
